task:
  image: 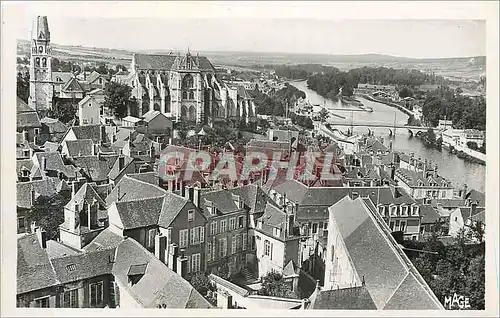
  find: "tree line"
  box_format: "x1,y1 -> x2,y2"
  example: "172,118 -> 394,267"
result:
249,83 -> 306,117
421,86 -> 486,131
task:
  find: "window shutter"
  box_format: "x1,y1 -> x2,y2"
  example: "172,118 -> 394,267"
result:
187,255 -> 191,273
270,243 -> 273,260
200,226 -> 205,243
190,228 -> 194,246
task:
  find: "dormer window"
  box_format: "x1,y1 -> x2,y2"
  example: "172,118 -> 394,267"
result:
273,227 -> 281,238
401,205 -> 408,216
188,209 -> 195,222
390,205 -> 397,217
412,206 -> 419,216
127,264 -> 148,286
378,205 -> 385,216
38,46 -> 43,53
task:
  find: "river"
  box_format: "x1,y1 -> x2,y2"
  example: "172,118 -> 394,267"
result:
290,80 -> 486,193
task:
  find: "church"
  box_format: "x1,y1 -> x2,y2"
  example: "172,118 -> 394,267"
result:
117,52 -> 257,126
28,16 -> 257,127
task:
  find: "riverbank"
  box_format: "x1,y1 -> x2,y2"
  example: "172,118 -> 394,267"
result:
358,93 -> 413,117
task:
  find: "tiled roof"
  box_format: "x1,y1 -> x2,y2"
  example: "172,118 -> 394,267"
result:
106,174 -> 167,205
17,179 -> 58,209
42,141 -> 61,152
229,184 -> 269,214
17,97 -> 35,113
86,71 -> 102,84
396,168 -> 452,188
17,112 -> 41,128
52,71 -> 75,84
157,192 -> 190,228
62,77 -> 84,92
83,228 -> 125,252
431,199 -> 466,209
16,159 -> 34,177
33,152 -> 79,179
126,171 -> 159,186
328,197 -> 443,309
71,155 -> 118,183
17,234 -> 59,294
68,124 -> 103,144
114,197 -> 165,230
107,156 -> 135,180
200,189 -> 241,215
45,240 -> 82,259
63,139 -> 94,157
112,238 -> 212,308
465,189 -> 486,207
309,286 -> 377,310
135,54 -> 177,70
65,183 -> 106,212
50,248 -> 115,284
420,205 -> 440,224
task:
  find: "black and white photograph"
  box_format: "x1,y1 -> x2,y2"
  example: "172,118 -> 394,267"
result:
1,1 -> 498,316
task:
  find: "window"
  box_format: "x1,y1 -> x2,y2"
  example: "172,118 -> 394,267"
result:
401,206 -> 408,216
23,150 -> 30,158
191,253 -> 201,273
188,209 -> 195,222
38,46 -> 43,53
390,206 -> 397,217
146,228 -> 156,248
90,281 -> 103,307
207,241 -> 212,261
231,235 -> 237,254
312,223 -> 318,234
238,216 -> 245,228
264,240 -> 270,256
389,221 -> 395,231
229,218 -> 236,231
220,219 -> 227,233
378,205 -> 385,216
400,221 -> 406,232
331,244 -> 335,262
83,119 -> 89,124
273,227 -> 281,238
412,206 -> 419,216
182,91 -> 188,99
42,58 -> 47,67
219,237 -> 227,258
210,222 -> 217,235
63,289 -> 79,308
179,229 -> 188,248
34,128 -> 40,135
189,91 -> 194,100
441,191 -> 446,198
251,235 -> 256,250
323,222 -> 328,230
190,227 -> 201,245
35,296 -> 49,308
242,233 -> 247,251
18,217 -> 26,233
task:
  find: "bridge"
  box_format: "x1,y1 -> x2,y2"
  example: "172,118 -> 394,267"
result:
325,121 -> 432,137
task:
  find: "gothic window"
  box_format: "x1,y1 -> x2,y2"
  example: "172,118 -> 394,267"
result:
153,103 -> 160,111
35,58 -> 40,67
142,100 -> 150,114
188,106 -> 196,121
182,74 -> 194,89
181,106 -> 188,119
189,91 -> 194,100
42,58 -> 47,68
182,91 -> 188,99
38,46 -> 43,53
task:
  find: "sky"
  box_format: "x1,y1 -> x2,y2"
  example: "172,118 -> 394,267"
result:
7,2 -> 487,58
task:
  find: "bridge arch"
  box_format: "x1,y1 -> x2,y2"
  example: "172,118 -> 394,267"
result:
407,129 -> 414,137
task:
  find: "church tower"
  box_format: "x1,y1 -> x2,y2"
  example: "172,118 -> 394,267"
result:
29,16 -> 54,114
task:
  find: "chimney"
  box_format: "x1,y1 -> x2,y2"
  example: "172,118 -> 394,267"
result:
176,252 -> 188,278
391,165 -> 396,180
462,184 -> 468,199
471,201 -> 478,217
100,125 -> 106,144
30,189 -> 36,206
193,186 -> 201,207
433,164 -> 438,178
72,181 -> 79,196
118,156 -> 125,171
93,144 -> 99,156
301,298 -> 309,309
36,228 -> 47,249
41,156 -> 47,171
168,243 -> 178,271
155,233 -> 167,264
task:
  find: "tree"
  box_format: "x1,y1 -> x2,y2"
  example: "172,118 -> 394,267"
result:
399,86 -> 413,98
319,108 -> 329,122
17,72 -> 30,103
26,191 -> 71,241
188,273 -> 216,296
96,63 -> 108,75
258,271 -> 297,299
103,82 -> 135,118
466,141 -> 478,151
48,99 -> 77,124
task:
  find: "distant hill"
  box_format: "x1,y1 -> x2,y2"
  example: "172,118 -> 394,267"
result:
16,39 -> 486,81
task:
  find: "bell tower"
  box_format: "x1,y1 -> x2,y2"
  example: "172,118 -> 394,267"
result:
29,16 -> 54,114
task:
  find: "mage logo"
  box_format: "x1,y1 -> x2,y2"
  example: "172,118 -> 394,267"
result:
443,293 -> 471,310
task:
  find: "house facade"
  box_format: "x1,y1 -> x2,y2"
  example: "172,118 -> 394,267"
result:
78,95 -> 101,126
